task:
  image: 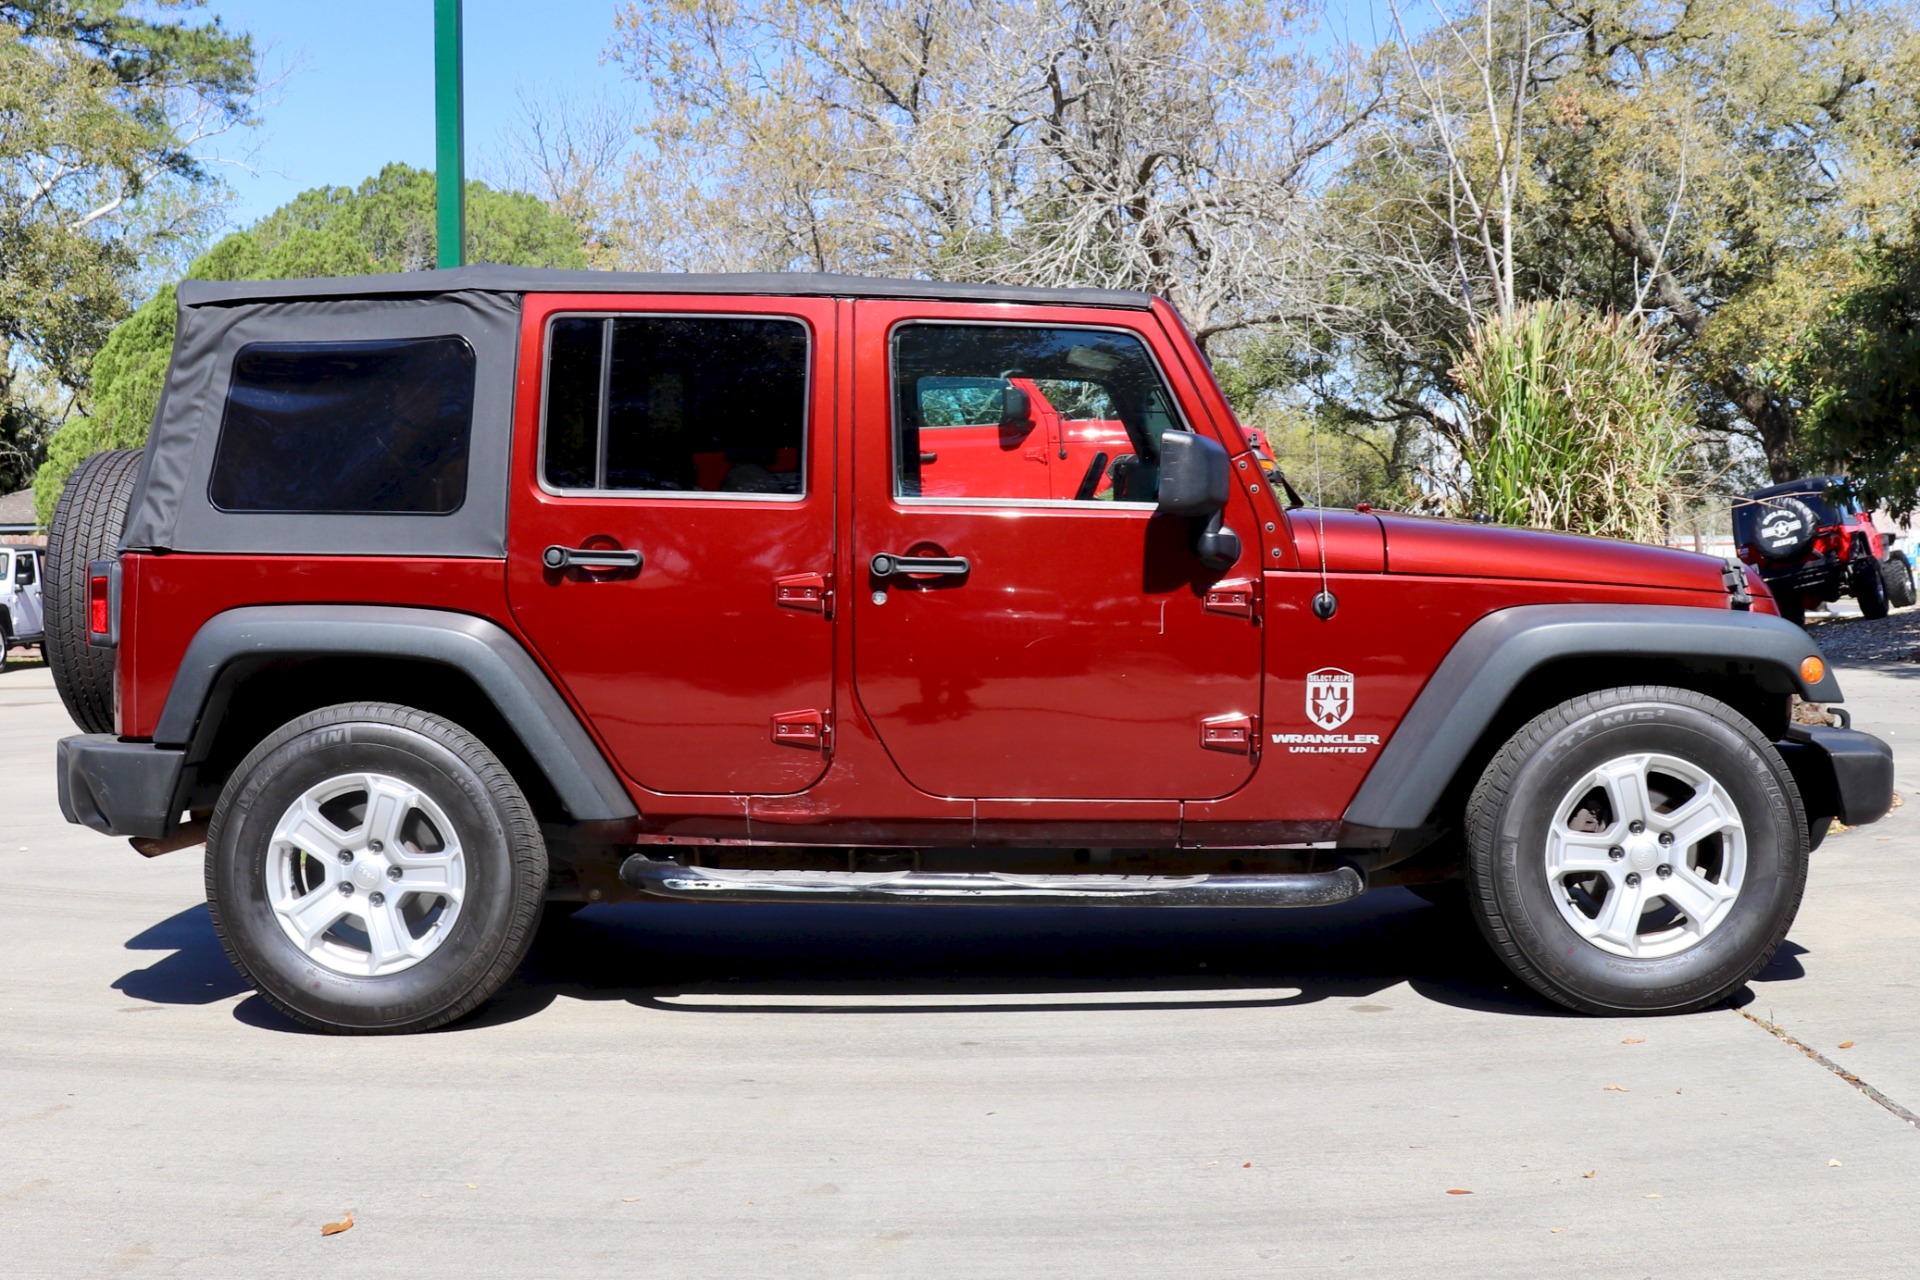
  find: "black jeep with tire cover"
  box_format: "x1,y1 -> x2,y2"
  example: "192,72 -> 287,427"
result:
1734,476 -> 1915,626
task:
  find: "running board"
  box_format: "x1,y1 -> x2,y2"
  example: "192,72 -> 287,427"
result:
619,856 -> 1365,908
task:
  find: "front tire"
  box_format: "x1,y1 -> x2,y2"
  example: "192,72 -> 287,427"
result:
1465,686 -> 1807,1015
206,703 -> 547,1034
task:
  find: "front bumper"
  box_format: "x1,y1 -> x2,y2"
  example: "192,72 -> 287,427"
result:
1778,724 -> 1896,829
57,735 -> 185,839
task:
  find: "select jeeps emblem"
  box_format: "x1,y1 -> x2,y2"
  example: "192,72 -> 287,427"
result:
1305,667 -> 1355,730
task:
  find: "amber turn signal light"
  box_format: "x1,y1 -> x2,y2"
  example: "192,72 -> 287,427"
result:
1800,656 -> 1825,685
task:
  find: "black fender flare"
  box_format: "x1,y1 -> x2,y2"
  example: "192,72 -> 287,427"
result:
157,605 -> 636,822
1342,604 -> 1842,831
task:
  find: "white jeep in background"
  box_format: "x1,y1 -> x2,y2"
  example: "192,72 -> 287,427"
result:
1,545 -> 45,664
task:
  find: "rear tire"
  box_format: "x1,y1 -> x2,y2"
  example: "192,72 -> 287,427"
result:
1465,686 -> 1807,1015
43,448 -> 143,732
1882,555 -> 1916,609
1854,551 -> 1890,619
205,703 -> 547,1034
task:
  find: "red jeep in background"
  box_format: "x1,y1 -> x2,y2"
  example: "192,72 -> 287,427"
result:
43,268 -> 1892,1034
1734,476 -> 1917,626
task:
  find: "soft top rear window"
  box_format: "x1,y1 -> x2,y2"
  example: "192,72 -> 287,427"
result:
208,336 -> 476,514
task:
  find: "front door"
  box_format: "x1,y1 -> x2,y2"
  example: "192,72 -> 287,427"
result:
850,302 -> 1262,801
10,550 -> 42,635
507,295 -> 837,796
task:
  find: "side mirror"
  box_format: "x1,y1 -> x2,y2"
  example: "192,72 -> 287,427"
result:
1000,385 -> 1033,429
1156,430 -> 1241,572
1156,430 -> 1231,517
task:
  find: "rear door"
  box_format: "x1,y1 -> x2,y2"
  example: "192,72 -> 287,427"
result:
850,302 -> 1263,801
506,294 -> 837,796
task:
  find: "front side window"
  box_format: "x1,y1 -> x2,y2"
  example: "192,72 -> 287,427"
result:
542,315 -> 808,496
209,337 -> 476,514
892,324 -> 1182,503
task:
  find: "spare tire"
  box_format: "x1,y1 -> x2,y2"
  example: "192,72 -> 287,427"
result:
1753,497 -> 1817,560
44,449 -> 143,734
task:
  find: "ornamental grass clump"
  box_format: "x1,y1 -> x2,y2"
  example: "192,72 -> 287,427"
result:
1452,301 -> 1690,543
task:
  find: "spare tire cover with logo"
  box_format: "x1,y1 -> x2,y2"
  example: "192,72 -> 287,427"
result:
1753,497 -> 1818,560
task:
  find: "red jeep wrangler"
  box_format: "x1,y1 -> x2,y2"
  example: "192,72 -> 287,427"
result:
45,268 -> 1894,1034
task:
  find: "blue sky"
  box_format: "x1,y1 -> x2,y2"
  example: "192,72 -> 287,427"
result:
205,1 -> 632,228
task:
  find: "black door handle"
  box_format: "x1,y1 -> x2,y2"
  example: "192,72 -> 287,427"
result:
544,545 -> 643,571
870,552 -> 970,579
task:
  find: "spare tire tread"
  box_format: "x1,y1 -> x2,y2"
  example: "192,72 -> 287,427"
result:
44,448 -> 143,734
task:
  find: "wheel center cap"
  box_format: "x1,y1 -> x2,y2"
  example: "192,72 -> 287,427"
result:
1628,837 -> 1660,872
352,858 -> 385,891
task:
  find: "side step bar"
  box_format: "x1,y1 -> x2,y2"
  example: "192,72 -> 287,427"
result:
619,856 -> 1365,908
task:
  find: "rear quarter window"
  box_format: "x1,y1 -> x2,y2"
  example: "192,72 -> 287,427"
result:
208,336 -> 477,514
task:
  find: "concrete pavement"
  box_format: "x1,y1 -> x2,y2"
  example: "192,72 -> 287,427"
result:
3,654 -> 1917,1278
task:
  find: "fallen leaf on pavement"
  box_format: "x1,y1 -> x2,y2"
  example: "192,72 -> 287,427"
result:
1581,1171 -> 1595,1179
1675,1088 -> 1683,1094
1844,1074 -> 1860,1082
321,1212 -> 353,1237
622,1197 -> 639,1203
1839,1041 -> 1855,1049
1829,1159 -> 1842,1168
1242,1162 -> 1251,1169
1621,1037 -> 1645,1044
1550,1227 -> 1564,1234
1644,1194 -> 1663,1199
1446,1189 -> 1472,1195
1603,1084 -> 1629,1092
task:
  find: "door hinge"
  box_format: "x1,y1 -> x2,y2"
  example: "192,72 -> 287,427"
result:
1203,577 -> 1260,622
1201,713 -> 1258,755
774,571 -> 833,617
772,708 -> 832,751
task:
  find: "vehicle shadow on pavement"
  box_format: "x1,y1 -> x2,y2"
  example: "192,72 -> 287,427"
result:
464,891 -> 1570,1029
114,904 -> 251,1006
110,894 -> 1815,1033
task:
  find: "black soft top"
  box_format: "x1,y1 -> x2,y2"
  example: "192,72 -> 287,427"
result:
126,269 -> 1154,559
176,266 -> 1155,311
1744,475 -> 1845,502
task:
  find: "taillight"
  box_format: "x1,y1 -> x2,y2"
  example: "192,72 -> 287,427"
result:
89,574 -> 109,635
86,558 -> 118,648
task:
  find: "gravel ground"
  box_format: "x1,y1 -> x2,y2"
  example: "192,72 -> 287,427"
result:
1804,604 -> 1920,664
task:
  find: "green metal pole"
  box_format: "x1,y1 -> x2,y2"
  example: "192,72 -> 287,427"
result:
434,0 -> 465,269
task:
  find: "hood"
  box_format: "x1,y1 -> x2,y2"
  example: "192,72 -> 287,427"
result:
1373,512 -> 1728,594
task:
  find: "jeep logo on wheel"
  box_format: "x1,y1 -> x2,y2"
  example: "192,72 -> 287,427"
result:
1306,667 -> 1355,731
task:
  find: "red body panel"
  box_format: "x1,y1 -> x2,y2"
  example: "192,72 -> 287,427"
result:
504,293 -> 839,797
915,377 -> 1128,501
1377,512 -> 1727,592
846,298 -> 1266,802
114,287 -> 1751,849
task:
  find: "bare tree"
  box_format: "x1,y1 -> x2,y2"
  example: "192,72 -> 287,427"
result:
549,0 -> 1379,351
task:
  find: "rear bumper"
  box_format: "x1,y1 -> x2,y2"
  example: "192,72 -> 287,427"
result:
57,735 -> 185,839
1756,553 -> 1844,600
1778,725 -> 1896,829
